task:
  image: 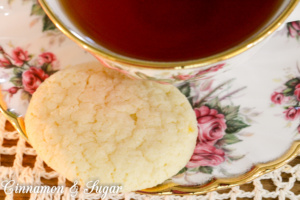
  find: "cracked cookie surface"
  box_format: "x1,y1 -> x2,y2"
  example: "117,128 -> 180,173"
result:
25,62 -> 198,192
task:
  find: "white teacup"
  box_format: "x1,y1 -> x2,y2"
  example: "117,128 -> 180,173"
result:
39,0 -> 300,84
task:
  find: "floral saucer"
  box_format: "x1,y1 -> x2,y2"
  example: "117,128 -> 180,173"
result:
1,0 -> 300,195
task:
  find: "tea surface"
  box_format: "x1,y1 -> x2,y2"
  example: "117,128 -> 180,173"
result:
60,0 -> 282,62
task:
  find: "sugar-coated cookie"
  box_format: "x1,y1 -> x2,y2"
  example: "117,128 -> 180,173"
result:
25,62 -> 197,192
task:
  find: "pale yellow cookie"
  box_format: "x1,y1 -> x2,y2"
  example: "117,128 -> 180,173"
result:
25,62 -> 197,192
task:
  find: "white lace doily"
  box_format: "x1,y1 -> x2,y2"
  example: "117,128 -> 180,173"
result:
0,113 -> 299,200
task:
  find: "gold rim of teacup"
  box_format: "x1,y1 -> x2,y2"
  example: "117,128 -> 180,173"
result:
39,0 -> 300,69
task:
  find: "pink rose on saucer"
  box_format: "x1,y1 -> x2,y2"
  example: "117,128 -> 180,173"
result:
12,47 -> 30,66
0,57 -> 12,68
7,87 -> 19,96
294,84 -> 300,101
194,63 -> 225,78
176,74 -> 194,81
22,67 -> 49,94
38,52 -> 56,65
284,107 -> 300,121
207,63 -> 225,72
195,106 -> 227,145
288,21 -> 300,38
271,92 -> 285,104
186,143 -> 225,168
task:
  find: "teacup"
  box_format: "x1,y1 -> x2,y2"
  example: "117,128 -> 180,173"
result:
39,0 -> 300,84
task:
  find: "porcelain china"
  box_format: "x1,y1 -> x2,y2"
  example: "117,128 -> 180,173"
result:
39,0 -> 300,83
1,0 -> 300,194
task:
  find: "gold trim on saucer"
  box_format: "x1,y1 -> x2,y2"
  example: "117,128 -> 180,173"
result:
0,106 -> 29,143
0,87 -> 28,141
140,141 -> 300,195
1,100 -> 299,195
38,0 -> 299,69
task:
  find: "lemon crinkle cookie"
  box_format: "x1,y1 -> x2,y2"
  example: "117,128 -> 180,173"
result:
25,62 -> 198,192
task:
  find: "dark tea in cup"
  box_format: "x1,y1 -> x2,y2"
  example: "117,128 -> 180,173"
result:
60,0 -> 283,62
